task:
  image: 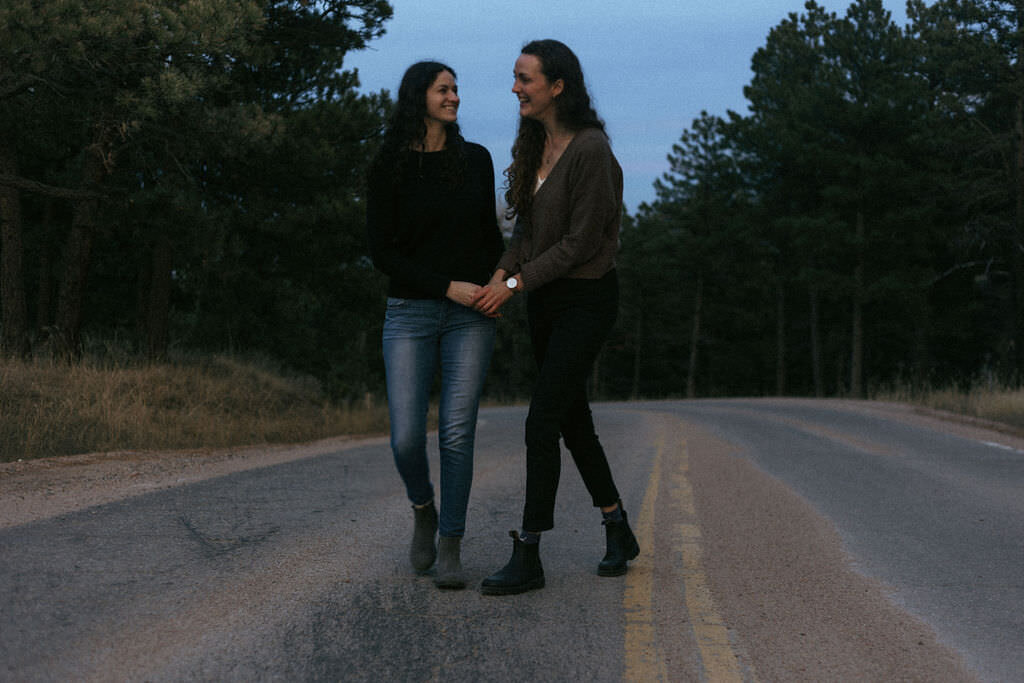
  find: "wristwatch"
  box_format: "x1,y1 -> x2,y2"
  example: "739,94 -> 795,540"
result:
505,277 -> 518,291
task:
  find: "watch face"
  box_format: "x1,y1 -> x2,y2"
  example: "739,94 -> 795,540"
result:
507,277 -> 518,290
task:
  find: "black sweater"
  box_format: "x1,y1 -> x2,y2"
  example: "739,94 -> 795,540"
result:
366,142 -> 504,299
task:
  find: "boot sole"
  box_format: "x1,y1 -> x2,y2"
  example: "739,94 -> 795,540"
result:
597,542 -> 640,577
434,580 -> 468,590
597,565 -> 628,577
479,576 -> 545,596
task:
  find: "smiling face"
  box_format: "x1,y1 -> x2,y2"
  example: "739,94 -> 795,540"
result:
512,54 -> 562,124
424,70 -> 459,126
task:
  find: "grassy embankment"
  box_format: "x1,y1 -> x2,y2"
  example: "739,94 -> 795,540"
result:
5,349 -> 1024,462
0,352 -> 390,462
873,381 -> 1024,432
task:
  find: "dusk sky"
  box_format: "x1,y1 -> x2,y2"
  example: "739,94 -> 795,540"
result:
345,1 -> 911,212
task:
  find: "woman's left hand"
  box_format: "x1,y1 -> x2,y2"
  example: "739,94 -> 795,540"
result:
473,281 -> 514,316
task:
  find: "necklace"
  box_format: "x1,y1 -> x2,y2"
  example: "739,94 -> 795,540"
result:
542,131 -> 573,171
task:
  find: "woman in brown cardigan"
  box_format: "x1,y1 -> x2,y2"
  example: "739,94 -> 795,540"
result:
473,39 -> 638,595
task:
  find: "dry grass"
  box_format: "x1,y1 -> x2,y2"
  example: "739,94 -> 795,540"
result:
874,381 -> 1024,432
0,353 -> 389,461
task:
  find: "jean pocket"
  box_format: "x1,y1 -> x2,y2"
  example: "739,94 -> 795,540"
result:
386,297 -> 409,309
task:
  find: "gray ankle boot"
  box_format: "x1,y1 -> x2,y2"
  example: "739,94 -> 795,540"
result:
410,502 -> 437,573
434,536 -> 466,589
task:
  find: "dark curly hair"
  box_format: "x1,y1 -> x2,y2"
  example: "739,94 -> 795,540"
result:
371,61 -> 465,187
504,40 -> 605,219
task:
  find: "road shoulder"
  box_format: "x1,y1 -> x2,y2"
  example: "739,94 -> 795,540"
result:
683,418 -> 978,681
0,435 -> 387,529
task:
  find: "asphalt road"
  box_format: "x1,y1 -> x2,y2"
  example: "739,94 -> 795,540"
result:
1,399 -> 1021,681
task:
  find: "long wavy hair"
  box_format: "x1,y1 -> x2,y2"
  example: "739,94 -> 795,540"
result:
504,40 -> 605,219
370,61 -> 465,187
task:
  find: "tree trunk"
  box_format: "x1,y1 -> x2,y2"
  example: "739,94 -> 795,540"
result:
35,202 -> 56,334
36,247 -> 52,332
1015,16 -> 1024,383
850,211 -> 865,398
53,151 -> 106,357
686,275 -> 703,399
912,289 -> 931,387
631,308 -> 643,400
809,285 -> 824,397
135,252 -> 151,350
836,350 -> 846,397
775,282 -> 786,396
146,234 -> 173,360
0,141 -> 29,356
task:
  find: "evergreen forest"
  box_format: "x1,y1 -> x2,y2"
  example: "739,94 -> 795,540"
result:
2,0 -> 1023,401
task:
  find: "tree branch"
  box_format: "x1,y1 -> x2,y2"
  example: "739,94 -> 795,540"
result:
0,174 -> 107,201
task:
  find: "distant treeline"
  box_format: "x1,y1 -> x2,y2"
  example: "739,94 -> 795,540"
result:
0,0 -> 1020,400
617,0 -> 1023,398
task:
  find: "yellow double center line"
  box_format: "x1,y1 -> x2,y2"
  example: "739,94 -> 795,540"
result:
623,417 -> 746,682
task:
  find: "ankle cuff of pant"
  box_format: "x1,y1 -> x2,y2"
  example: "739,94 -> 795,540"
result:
519,531 -> 541,544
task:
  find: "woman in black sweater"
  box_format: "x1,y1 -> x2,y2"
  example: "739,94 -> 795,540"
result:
366,61 -> 504,590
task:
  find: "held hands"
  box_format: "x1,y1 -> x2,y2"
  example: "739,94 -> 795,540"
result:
447,281 -> 503,318
471,272 -> 519,317
447,272 -> 520,317
446,281 -> 487,309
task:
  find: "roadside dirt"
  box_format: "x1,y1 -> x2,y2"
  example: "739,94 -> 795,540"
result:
0,434 -> 387,530
829,398 -> 1024,446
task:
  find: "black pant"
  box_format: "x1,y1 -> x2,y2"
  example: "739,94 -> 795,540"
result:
522,270 -> 621,532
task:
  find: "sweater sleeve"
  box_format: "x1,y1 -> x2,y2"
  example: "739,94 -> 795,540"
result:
519,131 -> 619,290
365,166 -> 451,298
495,216 -> 526,274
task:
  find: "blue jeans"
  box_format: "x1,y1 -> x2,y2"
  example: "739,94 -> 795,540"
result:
382,297 -> 496,537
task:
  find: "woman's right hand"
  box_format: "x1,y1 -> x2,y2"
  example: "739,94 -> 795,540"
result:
447,281 -> 502,317
472,276 -> 517,317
